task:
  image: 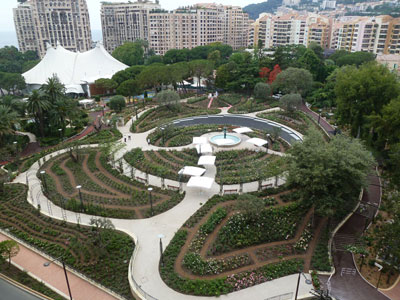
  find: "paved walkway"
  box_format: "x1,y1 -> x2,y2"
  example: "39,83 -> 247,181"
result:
0,232 -> 118,300
13,108 -> 314,300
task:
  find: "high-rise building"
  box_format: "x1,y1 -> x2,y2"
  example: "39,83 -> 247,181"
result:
102,1 -> 249,55
248,12 -> 332,49
101,0 -> 161,53
331,15 -> 400,54
13,0 -> 92,58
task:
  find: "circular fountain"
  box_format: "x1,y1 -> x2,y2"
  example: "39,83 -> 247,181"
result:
209,128 -> 241,147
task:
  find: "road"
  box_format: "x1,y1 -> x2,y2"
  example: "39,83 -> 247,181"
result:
0,277 -> 44,300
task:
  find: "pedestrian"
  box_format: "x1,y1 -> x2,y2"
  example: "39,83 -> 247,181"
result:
128,135 -> 131,141
124,137 -> 127,143
147,138 -> 150,144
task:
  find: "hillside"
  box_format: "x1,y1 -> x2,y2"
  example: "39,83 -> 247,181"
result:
243,0 -> 283,20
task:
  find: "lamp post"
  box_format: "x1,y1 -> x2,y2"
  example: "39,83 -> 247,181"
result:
158,234 -> 165,267
76,185 -> 84,212
43,255 -> 73,300
58,128 -> 62,140
148,187 -> 153,216
318,109 -> 322,125
40,170 -> 47,192
160,127 -> 165,145
294,271 -> 312,300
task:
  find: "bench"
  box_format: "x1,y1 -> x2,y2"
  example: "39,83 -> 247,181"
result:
224,189 -> 237,194
167,185 -> 180,191
136,176 -> 147,183
261,183 -> 273,189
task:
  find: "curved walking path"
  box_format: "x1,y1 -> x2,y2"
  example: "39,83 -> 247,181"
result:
11,108 -> 315,300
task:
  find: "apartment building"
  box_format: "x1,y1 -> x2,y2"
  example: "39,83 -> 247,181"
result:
102,1 -> 249,55
249,12 -> 331,49
101,0 -> 161,53
331,15 -> 400,54
13,0 -> 92,57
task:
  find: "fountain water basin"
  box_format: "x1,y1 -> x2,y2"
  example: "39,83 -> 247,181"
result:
209,134 -> 241,147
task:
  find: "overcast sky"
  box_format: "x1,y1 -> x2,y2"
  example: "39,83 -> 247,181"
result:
2,0 -> 265,31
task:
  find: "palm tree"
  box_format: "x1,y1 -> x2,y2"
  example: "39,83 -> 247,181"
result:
50,98 -> 79,134
0,105 -> 18,139
40,75 -> 65,104
26,90 -> 51,137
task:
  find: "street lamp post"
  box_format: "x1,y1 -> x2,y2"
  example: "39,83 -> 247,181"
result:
318,109 -> 322,125
58,128 -> 62,140
294,271 -> 312,300
158,234 -> 165,267
40,170 -> 47,192
160,127 -> 165,145
148,187 -> 153,216
76,185 -> 84,212
43,256 -> 73,300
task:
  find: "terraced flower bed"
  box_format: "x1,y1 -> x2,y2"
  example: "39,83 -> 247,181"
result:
39,149 -> 184,219
160,187 -> 328,296
124,148 -> 282,185
0,184 -> 135,299
130,104 -> 220,133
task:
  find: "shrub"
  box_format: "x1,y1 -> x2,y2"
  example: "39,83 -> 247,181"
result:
109,95 -> 126,112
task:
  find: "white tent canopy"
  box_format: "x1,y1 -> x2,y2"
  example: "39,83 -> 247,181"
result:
247,138 -> 268,147
196,143 -> 213,154
178,166 -> 206,176
23,42 -> 128,94
193,137 -> 208,145
187,177 -> 214,189
198,156 -> 216,166
233,127 -> 253,134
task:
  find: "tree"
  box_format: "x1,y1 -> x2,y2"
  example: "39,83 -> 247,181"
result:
268,64 -> 281,84
116,79 -> 141,101
287,130 -> 374,217
254,82 -> 271,101
108,95 -> 126,112
334,51 -> 375,67
0,105 -> 18,138
137,64 -> 169,91
259,67 -> 271,80
298,48 -> 327,82
112,65 -> 145,85
90,217 -> 115,248
0,240 -> 19,268
40,75 -> 65,104
156,90 -> 180,109
273,67 -> 313,96
189,60 -> 214,90
236,193 -> 265,219
163,48 -> 190,64
279,93 -> 302,114
0,72 -> 26,95
335,62 -> 400,138
94,78 -> 118,93
369,97 -> 400,150
169,62 -> 190,90
207,50 -> 221,66
26,90 -> 51,137
112,41 -> 144,66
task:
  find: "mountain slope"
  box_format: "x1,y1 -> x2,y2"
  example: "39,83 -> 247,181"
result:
243,0 -> 283,20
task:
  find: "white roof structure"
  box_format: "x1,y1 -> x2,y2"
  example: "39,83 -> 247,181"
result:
178,166 -> 206,176
233,127 -> 253,134
196,143 -> 213,154
247,138 -> 268,147
23,42 -> 128,94
198,156 -> 216,166
193,137 -> 208,144
187,177 -> 214,189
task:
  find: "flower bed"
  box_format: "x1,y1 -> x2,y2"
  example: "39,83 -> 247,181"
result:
311,224 -> 331,272
0,184 -> 135,299
211,202 -> 308,255
39,150 -> 184,219
131,104 -> 220,133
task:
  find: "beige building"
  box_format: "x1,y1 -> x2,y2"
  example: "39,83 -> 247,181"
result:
102,1 -> 249,55
248,12 -> 332,49
377,54 -> 400,74
101,0 -> 161,53
331,15 -> 400,54
14,0 -> 92,58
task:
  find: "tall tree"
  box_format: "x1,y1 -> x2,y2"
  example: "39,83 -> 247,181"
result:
0,105 -> 18,139
26,90 -> 51,137
188,60 -> 214,90
335,62 -> 400,138
254,82 -> 271,101
272,67 -> 313,96
287,130 -> 373,217
40,76 -> 65,104
112,41 -> 144,66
